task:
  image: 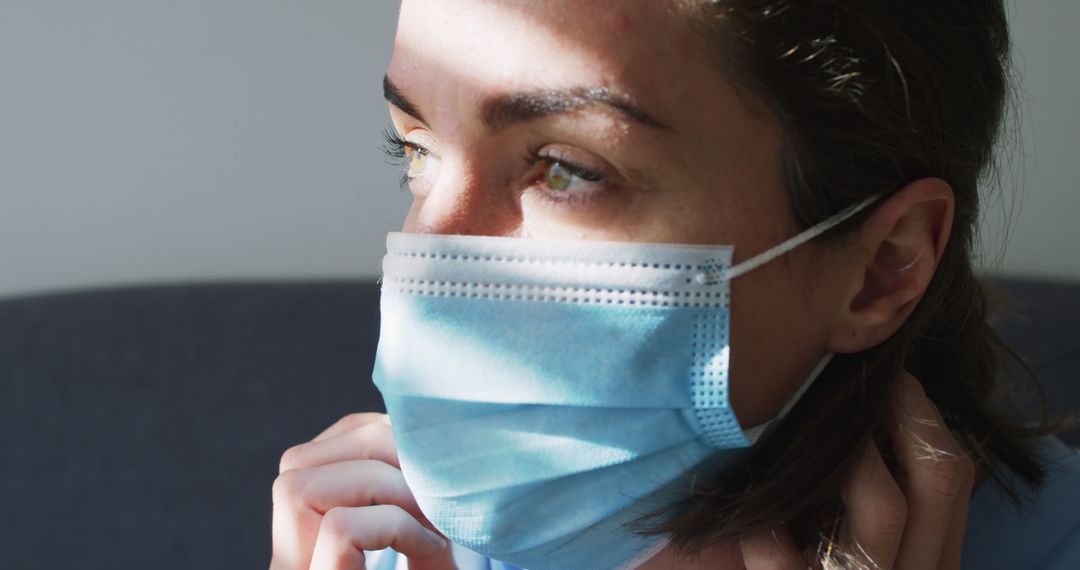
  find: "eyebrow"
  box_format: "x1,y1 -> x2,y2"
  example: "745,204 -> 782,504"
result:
383,75 -> 669,131
383,76 -> 428,124
481,86 -> 669,130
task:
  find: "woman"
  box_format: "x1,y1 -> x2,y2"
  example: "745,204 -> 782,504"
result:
270,1 -> 1080,568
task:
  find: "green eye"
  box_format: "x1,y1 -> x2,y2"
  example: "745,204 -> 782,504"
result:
407,147 -> 429,177
545,161 -> 574,191
542,159 -> 603,194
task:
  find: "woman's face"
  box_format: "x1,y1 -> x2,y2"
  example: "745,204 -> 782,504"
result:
385,0 -> 856,427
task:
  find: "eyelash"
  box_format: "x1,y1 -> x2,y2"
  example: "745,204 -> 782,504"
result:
379,128 -> 610,206
524,147 -> 608,208
380,128 -> 423,190
524,148 -> 603,182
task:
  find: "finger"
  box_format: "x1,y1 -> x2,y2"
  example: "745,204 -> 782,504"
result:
890,373 -> 974,570
271,461 -> 422,569
840,440 -> 907,570
291,461 -> 422,517
281,420 -> 399,473
312,412 -> 392,443
740,525 -> 803,570
309,505 -> 451,570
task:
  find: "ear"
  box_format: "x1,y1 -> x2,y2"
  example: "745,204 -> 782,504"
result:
826,179 -> 954,353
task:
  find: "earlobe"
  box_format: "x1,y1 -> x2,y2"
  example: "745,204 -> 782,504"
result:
827,179 -> 954,354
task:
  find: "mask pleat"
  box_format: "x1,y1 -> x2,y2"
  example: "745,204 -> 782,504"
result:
415,437 -> 724,555
374,293 -> 724,409
391,401 -> 703,496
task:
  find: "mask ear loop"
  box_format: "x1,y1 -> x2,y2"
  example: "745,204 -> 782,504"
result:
695,194 -> 883,285
742,353 -> 834,444
701,195 -> 882,445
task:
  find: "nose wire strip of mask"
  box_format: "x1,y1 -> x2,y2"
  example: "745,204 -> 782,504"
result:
382,236 -> 736,308
697,194 -> 883,285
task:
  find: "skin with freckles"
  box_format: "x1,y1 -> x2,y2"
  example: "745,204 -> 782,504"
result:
270,1 -> 974,569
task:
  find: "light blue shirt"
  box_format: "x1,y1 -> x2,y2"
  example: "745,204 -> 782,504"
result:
368,437 -> 1080,570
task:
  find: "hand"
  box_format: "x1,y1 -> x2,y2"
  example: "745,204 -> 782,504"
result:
739,372 -> 977,569
270,413 -> 457,570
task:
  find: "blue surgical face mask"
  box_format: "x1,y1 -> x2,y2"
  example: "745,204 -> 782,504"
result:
372,197 -> 877,570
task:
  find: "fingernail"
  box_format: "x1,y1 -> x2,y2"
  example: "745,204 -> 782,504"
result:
378,414 -> 393,427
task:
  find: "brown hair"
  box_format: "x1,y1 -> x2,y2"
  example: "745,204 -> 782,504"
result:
641,0 -> 1061,563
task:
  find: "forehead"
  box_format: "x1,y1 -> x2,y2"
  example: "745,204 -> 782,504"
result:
390,0 -> 717,127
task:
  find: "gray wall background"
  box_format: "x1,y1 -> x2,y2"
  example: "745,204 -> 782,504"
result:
1,1 -> 1077,300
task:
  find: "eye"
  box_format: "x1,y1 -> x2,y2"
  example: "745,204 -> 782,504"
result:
543,160 -> 601,193
401,145 -> 441,194
525,146 -> 615,210
381,128 -> 441,192
406,146 -> 431,178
